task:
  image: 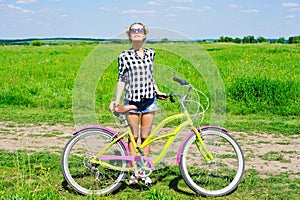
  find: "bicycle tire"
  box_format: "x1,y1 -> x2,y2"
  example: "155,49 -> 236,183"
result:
61,127 -> 128,195
179,127 -> 244,197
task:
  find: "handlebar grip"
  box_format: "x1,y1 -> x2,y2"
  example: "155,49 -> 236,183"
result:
169,94 -> 176,103
173,77 -> 189,86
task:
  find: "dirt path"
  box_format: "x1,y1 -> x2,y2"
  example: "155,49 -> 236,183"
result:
0,121 -> 299,179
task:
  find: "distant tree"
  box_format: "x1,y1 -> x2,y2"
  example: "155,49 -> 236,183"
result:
287,36 -> 300,44
161,38 -> 169,43
224,36 -> 233,42
233,37 -> 242,43
249,35 -> 257,43
242,35 -> 257,44
120,39 -> 129,44
218,36 -> 234,43
278,37 -> 285,44
32,40 -> 42,46
257,36 -> 267,43
242,36 -> 250,43
218,36 -> 225,42
287,37 -> 293,44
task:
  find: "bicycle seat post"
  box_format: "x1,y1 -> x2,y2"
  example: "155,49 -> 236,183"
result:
136,147 -> 145,166
121,114 -> 129,126
115,114 -> 129,127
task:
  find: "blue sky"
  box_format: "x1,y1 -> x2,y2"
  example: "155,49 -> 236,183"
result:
0,0 -> 299,39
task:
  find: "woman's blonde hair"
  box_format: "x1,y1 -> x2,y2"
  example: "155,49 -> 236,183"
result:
126,22 -> 149,42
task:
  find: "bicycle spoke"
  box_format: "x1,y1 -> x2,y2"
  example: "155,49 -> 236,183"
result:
179,128 -> 244,197
62,128 -> 128,195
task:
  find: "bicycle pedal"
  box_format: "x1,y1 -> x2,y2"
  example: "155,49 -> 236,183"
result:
145,181 -> 152,188
129,175 -> 138,185
142,177 -> 152,185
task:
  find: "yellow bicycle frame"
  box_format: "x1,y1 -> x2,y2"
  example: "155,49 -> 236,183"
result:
91,109 -> 215,171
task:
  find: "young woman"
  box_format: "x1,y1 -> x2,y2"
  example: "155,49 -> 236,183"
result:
109,22 -> 166,184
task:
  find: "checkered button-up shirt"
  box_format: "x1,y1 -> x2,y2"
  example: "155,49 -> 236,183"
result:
118,48 -> 156,102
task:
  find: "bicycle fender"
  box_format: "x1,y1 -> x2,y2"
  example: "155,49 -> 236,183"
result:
176,126 -> 228,164
72,126 -> 130,155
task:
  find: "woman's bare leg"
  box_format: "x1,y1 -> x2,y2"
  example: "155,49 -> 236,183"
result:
140,112 -> 155,157
126,113 -> 140,158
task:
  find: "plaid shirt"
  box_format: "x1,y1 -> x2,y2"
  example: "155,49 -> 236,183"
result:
118,48 -> 156,102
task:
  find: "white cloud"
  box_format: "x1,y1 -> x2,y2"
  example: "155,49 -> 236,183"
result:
228,4 -> 238,9
290,7 -> 300,11
172,0 -> 193,3
167,6 -> 193,11
16,0 -> 38,4
284,15 -> 295,19
240,9 -> 259,13
122,9 -> 158,15
98,7 -> 119,12
195,6 -> 211,12
60,14 -> 68,18
148,1 -> 161,6
7,4 -> 34,14
167,5 -> 210,13
165,13 -> 176,17
282,2 -> 299,7
283,2 -> 300,12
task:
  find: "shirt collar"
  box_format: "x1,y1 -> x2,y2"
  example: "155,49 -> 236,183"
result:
129,48 -> 150,58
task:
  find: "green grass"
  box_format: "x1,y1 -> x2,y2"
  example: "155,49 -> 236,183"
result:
259,151 -> 290,163
0,43 -> 299,134
0,150 -> 299,200
0,43 -> 299,199
204,43 -> 300,116
0,45 -> 94,108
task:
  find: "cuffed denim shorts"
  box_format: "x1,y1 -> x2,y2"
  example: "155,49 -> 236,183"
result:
124,97 -> 159,114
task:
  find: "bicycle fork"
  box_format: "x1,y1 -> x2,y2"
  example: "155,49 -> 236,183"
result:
192,127 -> 216,164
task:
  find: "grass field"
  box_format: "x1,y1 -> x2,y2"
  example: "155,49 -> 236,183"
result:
0,42 -> 299,199
0,42 -> 299,132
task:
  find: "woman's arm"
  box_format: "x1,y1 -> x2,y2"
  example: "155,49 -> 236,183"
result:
109,81 -> 125,111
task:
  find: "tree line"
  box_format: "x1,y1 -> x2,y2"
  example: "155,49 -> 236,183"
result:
1,35 -> 300,45
209,35 -> 300,44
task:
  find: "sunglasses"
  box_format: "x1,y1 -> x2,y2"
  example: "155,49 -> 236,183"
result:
130,28 -> 145,33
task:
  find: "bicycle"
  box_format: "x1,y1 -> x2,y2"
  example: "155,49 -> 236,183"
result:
61,77 -> 245,197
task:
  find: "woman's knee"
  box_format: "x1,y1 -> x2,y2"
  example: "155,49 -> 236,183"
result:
128,136 -> 138,144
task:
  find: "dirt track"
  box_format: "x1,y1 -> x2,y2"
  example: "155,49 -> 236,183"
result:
0,121 -> 299,179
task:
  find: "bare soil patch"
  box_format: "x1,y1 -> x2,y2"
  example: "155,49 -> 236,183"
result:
0,121 -> 299,178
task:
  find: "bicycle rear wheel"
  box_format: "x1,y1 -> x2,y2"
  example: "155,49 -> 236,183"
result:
179,127 -> 244,197
61,127 -> 128,195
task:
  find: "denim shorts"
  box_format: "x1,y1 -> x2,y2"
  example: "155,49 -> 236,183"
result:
124,97 -> 159,114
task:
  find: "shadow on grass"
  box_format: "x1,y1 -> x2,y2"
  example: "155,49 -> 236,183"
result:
153,165 -> 195,196
61,165 -> 195,196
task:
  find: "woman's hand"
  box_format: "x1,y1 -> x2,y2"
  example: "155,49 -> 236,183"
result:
156,91 -> 168,100
109,102 -> 138,113
109,101 -> 118,112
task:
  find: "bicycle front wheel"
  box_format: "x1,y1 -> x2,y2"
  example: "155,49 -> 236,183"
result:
179,127 -> 244,197
61,127 -> 128,195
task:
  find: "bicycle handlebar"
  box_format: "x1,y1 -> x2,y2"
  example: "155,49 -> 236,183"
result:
173,77 -> 190,86
159,77 -> 191,104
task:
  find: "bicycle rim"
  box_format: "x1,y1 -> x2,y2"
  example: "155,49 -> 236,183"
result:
61,128 -> 127,195
179,127 -> 244,197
